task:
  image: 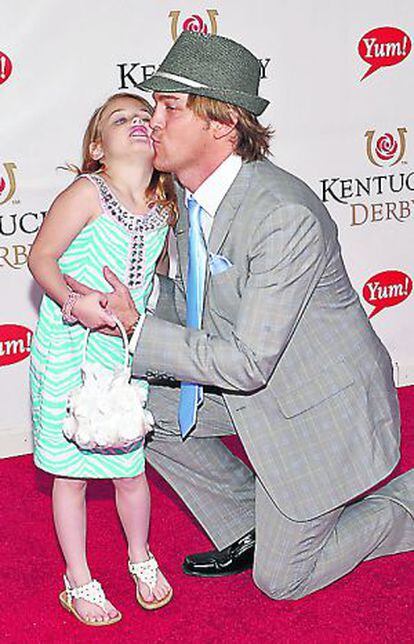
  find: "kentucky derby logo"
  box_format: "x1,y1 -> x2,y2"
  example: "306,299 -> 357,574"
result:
365,128 -> 407,167
0,162 -> 17,205
169,10 -> 219,42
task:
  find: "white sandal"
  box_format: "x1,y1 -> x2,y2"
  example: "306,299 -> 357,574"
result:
128,553 -> 173,610
59,574 -> 122,626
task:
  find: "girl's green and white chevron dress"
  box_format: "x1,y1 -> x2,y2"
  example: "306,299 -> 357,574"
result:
30,174 -> 169,478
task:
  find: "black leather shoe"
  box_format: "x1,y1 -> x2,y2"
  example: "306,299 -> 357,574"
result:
182,529 -> 255,577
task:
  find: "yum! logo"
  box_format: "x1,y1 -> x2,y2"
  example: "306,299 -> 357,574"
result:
169,9 -> 219,41
363,270 -> 412,319
0,324 -> 32,367
0,51 -> 12,85
365,128 -> 407,167
358,26 -> 411,80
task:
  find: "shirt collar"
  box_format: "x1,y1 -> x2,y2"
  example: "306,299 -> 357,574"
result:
185,154 -> 242,218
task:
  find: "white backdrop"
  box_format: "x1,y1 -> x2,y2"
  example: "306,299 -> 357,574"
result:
1,0 -> 413,457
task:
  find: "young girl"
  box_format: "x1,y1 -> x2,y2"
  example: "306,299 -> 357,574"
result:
29,93 -> 175,626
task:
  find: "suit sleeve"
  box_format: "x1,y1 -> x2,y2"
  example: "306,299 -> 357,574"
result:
132,204 -> 327,391
151,274 -> 186,326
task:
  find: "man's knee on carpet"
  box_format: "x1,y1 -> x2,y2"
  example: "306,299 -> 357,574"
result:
252,494 -> 409,602
252,561 -> 312,600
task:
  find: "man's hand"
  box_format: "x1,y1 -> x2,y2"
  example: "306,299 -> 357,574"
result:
62,275 -> 117,331
102,266 -> 140,336
72,292 -> 116,330
63,267 -> 140,336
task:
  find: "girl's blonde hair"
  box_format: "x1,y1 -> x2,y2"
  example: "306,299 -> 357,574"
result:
70,92 -> 177,224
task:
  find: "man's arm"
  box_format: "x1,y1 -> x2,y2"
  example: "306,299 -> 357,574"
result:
65,269 -> 186,338
133,204 -> 327,391
152,274 -> 186,325
129,274 -> 186,353
64,266 -> 139,336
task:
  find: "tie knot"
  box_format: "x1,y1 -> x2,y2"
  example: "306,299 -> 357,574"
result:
187,196 -> 202,228
187,195 -> 200,209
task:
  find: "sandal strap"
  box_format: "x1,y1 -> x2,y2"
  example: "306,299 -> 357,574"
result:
63,575 -> 107,610
128,553 -> 159,591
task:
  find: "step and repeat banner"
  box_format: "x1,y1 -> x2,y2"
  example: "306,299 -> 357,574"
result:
1,1 -> 413,457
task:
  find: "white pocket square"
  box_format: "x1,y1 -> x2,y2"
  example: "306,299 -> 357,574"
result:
209,253 -> 233,275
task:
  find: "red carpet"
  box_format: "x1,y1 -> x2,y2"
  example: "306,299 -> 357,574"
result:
1,387 -> 413,643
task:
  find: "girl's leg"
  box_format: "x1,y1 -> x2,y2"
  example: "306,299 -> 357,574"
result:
53,477 -> 119,622
113,473 -> 171,602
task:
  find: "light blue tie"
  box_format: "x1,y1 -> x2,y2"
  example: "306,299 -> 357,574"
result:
178,196 -> 207,438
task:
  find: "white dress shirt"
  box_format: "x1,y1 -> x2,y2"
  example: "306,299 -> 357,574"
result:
186,153 -> 242,241
129,153 -> 242,353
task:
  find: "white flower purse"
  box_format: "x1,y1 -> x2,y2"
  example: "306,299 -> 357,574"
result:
63,318 -> 153,453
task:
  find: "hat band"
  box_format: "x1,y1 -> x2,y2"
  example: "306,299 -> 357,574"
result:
155,71 -> 209,89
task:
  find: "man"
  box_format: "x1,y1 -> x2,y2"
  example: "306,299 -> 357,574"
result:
68,32 -> 413,599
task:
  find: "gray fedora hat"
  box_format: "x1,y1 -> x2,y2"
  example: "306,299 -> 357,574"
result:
137,31 -> 269,116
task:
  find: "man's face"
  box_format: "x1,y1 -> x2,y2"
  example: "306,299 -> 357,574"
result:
150,93 -> 212,179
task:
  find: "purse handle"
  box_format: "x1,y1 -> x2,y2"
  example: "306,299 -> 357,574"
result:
82,315 -> 130,370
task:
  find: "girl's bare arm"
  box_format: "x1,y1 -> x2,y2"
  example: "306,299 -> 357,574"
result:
28,178 -> 114,328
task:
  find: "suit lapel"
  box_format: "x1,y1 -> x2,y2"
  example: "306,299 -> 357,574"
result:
174,161 -> 253,296
174,183 -> 188,287
205,162 -> 253,292
208,162 -> 252,255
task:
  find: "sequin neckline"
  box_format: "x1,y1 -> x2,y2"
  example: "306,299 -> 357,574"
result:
83,173 -> 169,290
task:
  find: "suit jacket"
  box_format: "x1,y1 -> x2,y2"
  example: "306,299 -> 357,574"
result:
133,159 -> 400,521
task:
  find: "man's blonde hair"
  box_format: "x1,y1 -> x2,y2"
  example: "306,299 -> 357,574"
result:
187,95 -> 273,161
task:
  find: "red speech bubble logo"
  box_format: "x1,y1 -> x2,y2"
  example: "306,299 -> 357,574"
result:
0,51 -> 12,85
358,27 -> 411,80
363,270 -> 412,319
0,324 -> 32,367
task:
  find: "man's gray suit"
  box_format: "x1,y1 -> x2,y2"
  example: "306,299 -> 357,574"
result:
133,159 -> 413,598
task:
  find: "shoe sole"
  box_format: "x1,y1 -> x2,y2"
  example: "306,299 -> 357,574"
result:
136,588 -> 173,610
182,565 -> 252,578
59,592 -> 122,626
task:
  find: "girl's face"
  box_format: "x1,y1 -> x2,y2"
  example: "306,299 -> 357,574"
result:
91,97 -> 154,166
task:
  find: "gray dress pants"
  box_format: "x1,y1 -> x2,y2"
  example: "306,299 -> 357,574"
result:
145,383 -> 414,599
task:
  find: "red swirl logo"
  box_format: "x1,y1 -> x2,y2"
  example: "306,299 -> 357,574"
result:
182,14 -> 208,35
375,133 -> 398,161
169,10 -> 218,42
365,128 -> 407,167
